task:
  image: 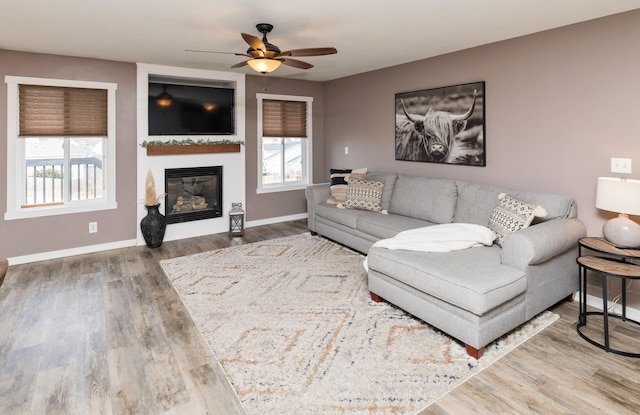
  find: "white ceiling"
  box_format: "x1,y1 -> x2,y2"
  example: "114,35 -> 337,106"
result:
2,0 -> 639,82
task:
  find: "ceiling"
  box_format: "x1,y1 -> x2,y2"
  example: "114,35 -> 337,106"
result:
2,0 -> 640,82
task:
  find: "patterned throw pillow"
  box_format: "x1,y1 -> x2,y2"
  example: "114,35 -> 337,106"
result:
327,167 -> 367,204
341,177 -> 385,213
489,193 -> 547,247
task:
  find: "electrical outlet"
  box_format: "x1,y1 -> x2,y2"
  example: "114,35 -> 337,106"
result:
345,146 -> 349,155
611,157 -> 632,174
89,222 -> 98,233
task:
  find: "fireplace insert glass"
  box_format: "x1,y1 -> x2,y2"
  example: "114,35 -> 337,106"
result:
165,166 -> 222,224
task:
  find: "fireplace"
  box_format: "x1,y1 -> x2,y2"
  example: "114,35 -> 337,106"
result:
165,166 -> 222,224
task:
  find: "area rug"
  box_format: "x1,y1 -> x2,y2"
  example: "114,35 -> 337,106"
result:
160,233 -> 558,415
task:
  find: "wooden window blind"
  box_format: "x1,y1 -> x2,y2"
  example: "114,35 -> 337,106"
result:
262,99 -> 307,138
19,84 -> 108,137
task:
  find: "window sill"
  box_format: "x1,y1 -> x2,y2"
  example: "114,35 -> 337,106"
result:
4,201 -> 118,220
257,184 -> 308,194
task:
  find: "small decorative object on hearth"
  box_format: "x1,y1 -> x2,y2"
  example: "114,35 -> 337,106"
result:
596,177 -> 640,248
229,202 -> 245,237
140,169 -> 167,248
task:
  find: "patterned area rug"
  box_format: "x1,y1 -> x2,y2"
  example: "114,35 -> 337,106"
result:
160,234 -> 558,415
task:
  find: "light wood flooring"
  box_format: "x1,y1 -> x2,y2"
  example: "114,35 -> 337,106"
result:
1,219 -> 639,414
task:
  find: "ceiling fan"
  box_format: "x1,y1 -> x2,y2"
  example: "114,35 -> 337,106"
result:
186,23 -> 337,74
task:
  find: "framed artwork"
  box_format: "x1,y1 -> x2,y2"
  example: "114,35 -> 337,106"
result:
395,81 -> 485,166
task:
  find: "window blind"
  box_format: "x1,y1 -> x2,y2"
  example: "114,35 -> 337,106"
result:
19,84 -> 108,137
262,99 -> 307,137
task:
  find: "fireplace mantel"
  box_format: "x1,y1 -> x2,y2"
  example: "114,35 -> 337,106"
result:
145,144 -> 241,156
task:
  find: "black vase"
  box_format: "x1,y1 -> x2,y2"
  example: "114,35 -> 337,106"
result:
140,204 -> 167,248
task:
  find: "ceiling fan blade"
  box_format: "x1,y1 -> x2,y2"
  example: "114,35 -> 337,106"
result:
281,58 -> 313,70
185,49 -> 249,57
241,32 -> 266,52
280,47 -> 337,57
231,60 -> 249,68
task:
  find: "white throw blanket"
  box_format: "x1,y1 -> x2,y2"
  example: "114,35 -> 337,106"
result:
363,223 -> 497,271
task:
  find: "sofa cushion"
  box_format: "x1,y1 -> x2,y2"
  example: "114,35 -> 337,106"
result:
357,214 -> 435,240
367,245 -> 526,315
366,172 -> 398,212
488,193 -> 547,247
327,167 -> 367,204
342,177 -> 384,213
389,175 -> 457,223
454,181 -> 505,225
510,191 -> 575,220
315,204 -> 371,229
454,180 -> 577,224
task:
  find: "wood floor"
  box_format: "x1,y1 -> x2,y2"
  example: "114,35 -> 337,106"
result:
421,300 -> 640,414
1,219 -> 639,414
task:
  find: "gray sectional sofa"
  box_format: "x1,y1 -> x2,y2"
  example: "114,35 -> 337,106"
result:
305,172 -> 586,358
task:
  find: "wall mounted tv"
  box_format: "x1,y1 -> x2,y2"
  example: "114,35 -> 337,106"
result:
148,82 -> 235,136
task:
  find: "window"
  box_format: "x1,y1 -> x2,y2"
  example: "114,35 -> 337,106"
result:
257,93 -> 312,193
5,76 -> 117,219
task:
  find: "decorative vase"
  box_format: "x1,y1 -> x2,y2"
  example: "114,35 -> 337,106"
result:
140,204 -> 167,248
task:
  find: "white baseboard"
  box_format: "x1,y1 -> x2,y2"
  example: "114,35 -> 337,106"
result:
246,213 -> 307,228
7,214 -> 308,265
577,292 -> 640,322
8,239 -> 138,265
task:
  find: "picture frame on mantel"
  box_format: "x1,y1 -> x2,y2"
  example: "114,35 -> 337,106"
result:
395,81 -> 486,166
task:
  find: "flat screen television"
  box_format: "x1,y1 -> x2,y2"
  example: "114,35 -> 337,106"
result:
148,82 -> 235,135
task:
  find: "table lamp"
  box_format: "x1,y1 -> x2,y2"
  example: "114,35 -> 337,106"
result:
595,177 -> 640,248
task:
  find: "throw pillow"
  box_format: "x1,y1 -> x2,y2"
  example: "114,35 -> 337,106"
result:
366,172 -> 398,212
327,167 -> 367,204
340,177 -> 385,213
489,193 -> 547,247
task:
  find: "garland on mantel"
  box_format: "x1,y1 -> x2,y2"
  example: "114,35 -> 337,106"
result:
140,138 -> 244,148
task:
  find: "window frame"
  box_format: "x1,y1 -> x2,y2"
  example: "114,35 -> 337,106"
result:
256,93 -> 312,194
4,76 -> 118,220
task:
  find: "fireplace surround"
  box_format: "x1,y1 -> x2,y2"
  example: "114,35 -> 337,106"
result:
165,166 -> 222,224
137,64 -> 246,244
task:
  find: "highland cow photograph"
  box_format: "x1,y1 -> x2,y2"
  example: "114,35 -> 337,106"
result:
395,81 -> 485,166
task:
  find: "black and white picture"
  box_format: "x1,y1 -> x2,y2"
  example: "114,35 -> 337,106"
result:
395,81 -> 485,166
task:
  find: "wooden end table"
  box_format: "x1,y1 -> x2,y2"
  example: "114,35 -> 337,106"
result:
577,237 -> 640,357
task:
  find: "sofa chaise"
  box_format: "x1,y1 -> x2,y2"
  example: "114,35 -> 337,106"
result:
306,172 -> 586,358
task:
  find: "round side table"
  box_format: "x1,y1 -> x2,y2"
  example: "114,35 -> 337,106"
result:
576,237 -> 640,358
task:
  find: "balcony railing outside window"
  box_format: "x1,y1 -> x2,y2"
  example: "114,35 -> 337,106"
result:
24,157 -> 103,206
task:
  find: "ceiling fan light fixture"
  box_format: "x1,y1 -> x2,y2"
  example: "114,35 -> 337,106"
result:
247,58 -> 281,74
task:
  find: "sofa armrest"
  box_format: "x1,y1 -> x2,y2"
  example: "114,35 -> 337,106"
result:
501,218 -> 586,269
305,183 -> 330,231
305,183 -> 330,205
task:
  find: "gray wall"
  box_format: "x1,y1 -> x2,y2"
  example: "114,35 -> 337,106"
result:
323,10 -> 640,238
0,50 -> 138,259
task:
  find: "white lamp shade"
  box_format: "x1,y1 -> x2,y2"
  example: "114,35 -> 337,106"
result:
595,177 -> 640,216
247,58 -> 282,74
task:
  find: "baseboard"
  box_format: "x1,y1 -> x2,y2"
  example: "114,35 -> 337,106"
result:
8,239 -> 138,265
8,214 -> 307,265
245,213 -> 307,228
577,292 -> 640,322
